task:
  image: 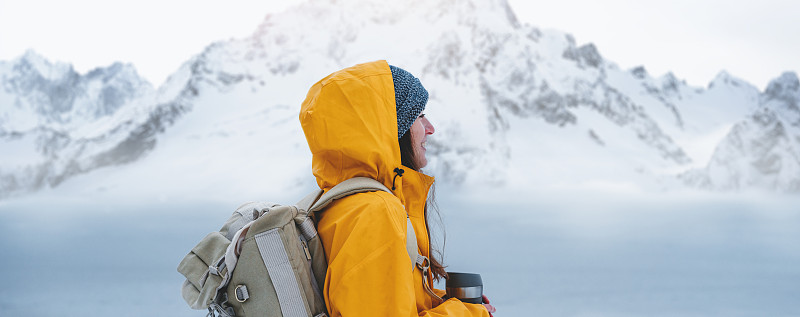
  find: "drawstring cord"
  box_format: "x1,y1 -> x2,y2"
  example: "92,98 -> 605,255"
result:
391,167 -> 404,190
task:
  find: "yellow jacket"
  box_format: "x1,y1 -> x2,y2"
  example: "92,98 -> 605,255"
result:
300,60 -> 489,317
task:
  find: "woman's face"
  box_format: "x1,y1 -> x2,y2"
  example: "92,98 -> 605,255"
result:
409,114 -> 435,168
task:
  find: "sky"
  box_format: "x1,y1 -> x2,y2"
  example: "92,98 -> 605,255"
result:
508,0 -> 800,90
1,0 -> 797,90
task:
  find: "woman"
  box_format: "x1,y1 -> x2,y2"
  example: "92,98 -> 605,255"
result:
299,61 -> 496,316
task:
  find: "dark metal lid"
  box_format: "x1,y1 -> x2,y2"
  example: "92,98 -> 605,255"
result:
446,272 -> 483,288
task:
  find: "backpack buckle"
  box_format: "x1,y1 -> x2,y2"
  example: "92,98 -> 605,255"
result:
235,284 -> 250,302
415,255 -> 430,272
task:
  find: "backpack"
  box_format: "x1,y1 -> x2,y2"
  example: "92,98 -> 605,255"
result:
177,177 -> 434,317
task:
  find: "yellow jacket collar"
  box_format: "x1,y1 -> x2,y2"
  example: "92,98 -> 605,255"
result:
396,167 -> 435,219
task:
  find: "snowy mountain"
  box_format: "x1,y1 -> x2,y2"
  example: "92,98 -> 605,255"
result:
1,0 -> 798,200
0,50 -> 199,198
681,72 -> 800,192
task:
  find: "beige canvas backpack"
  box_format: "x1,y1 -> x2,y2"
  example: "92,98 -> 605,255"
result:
177,177 -> 437,317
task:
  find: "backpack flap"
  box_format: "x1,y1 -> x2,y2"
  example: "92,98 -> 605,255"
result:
178,231 -> 230,309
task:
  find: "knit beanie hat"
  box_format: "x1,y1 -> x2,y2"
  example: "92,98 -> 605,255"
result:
390,65 -> 429,139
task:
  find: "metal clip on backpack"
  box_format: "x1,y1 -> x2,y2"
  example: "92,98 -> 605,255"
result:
177,177 -> 436,317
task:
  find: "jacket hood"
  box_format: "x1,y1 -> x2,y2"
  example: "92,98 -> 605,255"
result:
300,60 -> 402,192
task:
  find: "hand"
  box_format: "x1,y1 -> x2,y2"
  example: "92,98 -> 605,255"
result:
482,294 -> 496,316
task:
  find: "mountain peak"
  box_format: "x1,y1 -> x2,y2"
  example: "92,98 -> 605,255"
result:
659,72 -> 685,93
708,70 -> 752,90
630,66 -> 648,79
712,70 -> 733,82
16,49 -> 74,81
764,72 -> 800,97
85,61 -> 148,86
563,43 -> 603,68
2,51 -> 153,127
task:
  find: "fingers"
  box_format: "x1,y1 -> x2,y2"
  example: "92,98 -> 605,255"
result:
482,295 -> 496,315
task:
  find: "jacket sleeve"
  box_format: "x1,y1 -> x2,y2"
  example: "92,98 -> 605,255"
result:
321,193 -> 489,317
418,298 -> 489,317
418,289 -> 488,317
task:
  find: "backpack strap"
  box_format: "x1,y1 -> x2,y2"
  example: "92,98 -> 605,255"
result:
405,217 -> 419,272
415,253 -> 444,305
295,190 -> 324,214
307,177 -> 392,212
301,177 -> 440,303
302,177 -> 420,272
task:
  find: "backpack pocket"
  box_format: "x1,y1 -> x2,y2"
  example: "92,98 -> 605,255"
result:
227,213 -> 326,317
178,231 -> 231,309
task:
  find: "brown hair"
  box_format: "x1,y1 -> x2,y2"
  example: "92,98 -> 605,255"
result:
399,132 -> 448,281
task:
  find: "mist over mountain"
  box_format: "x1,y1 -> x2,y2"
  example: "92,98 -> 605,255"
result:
1,0 -> 798,200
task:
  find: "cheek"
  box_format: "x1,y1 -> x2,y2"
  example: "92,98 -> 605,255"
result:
410,121 -> 424,142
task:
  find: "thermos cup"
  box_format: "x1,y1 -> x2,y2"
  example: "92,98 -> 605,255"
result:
445,272 -> 483,304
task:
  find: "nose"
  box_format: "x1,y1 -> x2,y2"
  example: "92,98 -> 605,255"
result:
422,117 -> 434,135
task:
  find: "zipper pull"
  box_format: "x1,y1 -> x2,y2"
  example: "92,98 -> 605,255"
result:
301,241 -> 312,260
